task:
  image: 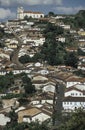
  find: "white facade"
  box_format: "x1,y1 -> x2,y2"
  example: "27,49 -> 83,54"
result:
63,101 -> 85,111
31,100 -> 53,105
0,114 -> 10,126
0,69 -> 31,76
0,53 -> 10,59
66,81 -> 81,88
56,37 -> 65,43
59,24 -> 70,30
17,7 -> 44,19
15,106 -> 26,113
65,89 -> 85,97
75,84 -> 85,91
63,97 -> 85,111
26,38 -> 45,46
78,65 -> 85,71
23,112 -> 50,123
42,84 -> 55,93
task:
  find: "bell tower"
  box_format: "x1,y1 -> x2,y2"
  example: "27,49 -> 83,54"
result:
17,7 -> 24,19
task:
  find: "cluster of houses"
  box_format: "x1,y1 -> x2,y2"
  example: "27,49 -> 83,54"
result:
0,63 -> 85,125
0,7 -> 85,126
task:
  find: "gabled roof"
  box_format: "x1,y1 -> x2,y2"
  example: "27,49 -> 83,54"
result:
18,107 -> 41,122
65,76 -> 85,82
32,74 -> 48,81
65,86 -> 83,93
63,96 -> 85,102
55,71 -> 73,81
43,81 -> 56,87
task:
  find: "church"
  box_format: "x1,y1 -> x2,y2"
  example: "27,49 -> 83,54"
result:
17,7 -> 44,19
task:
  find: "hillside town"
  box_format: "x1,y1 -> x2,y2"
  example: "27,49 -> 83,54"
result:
0,6 -> 85,130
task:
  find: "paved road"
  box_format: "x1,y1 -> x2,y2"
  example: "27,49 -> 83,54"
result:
10,47 -> 23,69
53,82 -> 65,125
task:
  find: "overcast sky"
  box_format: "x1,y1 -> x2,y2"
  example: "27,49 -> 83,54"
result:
0,0 -> 85,21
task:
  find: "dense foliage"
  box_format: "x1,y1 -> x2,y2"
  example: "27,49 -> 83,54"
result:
19,55 -> 31,64
74,10 -> 85,28
0,72 -> 36,97
19,22 -> 79,68
63,10 -> 85,29
58,109 -> 85,130
0,72 -> 14,93
64,52 -> 78,68
3,121 -> 49,130
40,23 -> 78,67
20,72 -> 36,95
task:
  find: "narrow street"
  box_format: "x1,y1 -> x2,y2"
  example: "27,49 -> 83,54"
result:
53,82 -> 65,126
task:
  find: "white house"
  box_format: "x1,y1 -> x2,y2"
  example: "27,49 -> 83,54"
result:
74,84 -> 85,91
79,56 -> 85,62
0,114 -> 10,126
18,107 -> 51,123
59,24 -> 70,30
26,37 -> 45,46
56,37 -> 65,43
65,76 -> 85,88
17,7 -> 44,19
42,82 -> 56,93
23,112 -> 50,123
65,86 -> 85,97
55,16 -> 65,19
78,64 -> 85,71
63,96 -> 85,112
31,99 -> 53,105
32,74 -> 49,90
2,98 -> 19,109
0,52 -> 10,60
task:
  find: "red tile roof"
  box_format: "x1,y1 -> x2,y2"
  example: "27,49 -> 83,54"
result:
24,11 -> 43,14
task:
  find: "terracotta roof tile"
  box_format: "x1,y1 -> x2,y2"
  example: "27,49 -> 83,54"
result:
24,11 -> 43,14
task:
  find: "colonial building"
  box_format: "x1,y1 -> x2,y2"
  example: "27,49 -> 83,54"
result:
65,86 -> 85,97
17,7 -> 44,19
63,96 -> 85,112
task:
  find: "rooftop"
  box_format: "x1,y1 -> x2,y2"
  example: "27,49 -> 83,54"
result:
63,96 -> 85,102
18,107 -> 41,123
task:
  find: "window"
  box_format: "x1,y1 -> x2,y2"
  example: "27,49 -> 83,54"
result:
75,102 -> 77,105
71,93 -> 74,96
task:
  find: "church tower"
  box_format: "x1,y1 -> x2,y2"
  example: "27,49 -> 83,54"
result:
17,7 -> 24,19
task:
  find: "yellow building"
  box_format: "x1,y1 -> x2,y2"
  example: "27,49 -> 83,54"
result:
78,31 -> 85,36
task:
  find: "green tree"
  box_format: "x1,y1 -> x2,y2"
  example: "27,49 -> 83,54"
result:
4,121 -> 49,130
64,52 -> 78,68
58,109 -> 85,130
7,109 -> 18,128
48,12 -> 55,17
27,121 -> 49,130
43,22 -> 64,36
21,73 -> 36,95
19,55 -> 31,64
78,48 -> 85,56
0,72 -> 14,92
